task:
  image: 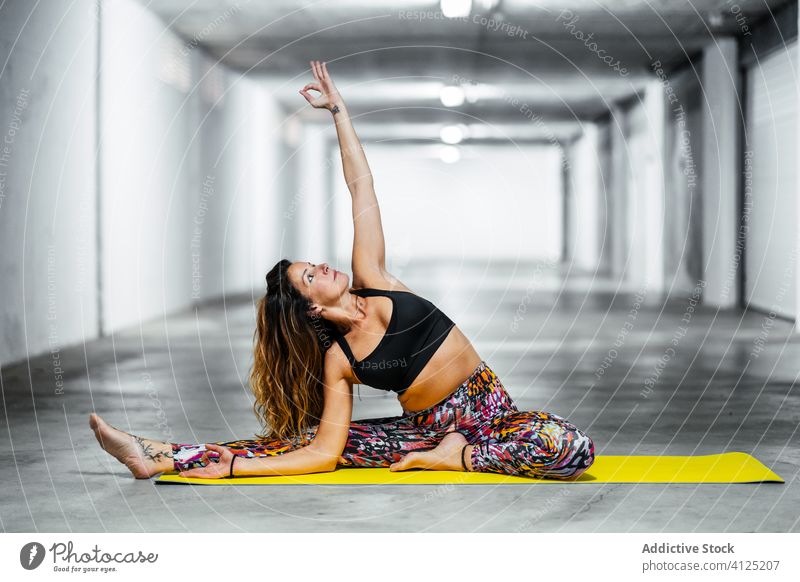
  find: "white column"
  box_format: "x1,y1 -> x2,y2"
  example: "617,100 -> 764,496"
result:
701,38 -> 740,308
295,123 -> 332,263
644,81 -> 666,293
608,105 -> 629,282
797,26 -> 800,331
567,124 -> 602,271
625,80 -> 666,294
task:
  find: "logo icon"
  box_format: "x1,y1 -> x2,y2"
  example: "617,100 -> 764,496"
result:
20,542 -> 46,570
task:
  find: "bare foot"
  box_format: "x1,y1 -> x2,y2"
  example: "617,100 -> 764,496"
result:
89,413 -> 173,479
389,430 -> 473,472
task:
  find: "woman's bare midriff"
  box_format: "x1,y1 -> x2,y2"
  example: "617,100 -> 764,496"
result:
396,326 -> 483,414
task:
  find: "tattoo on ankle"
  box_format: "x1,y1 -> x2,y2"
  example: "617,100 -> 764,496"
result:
135,436 -> 174,461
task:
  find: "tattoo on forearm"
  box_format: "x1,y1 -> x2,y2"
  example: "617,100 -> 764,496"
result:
330,104 -> 340,114
135,436 -> 174,461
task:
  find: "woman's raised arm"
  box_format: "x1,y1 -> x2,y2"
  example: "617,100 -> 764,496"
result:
300,60 -> 387,285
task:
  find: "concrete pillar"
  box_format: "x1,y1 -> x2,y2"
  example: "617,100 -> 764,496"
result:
566,124 -> 602,271
560,149 -> 570,263
797,28 -> 800,331
643,81 -> 666,293
295,124 -> 332,263
277,115 -> 301,261
608,105 -> 629,282
625,81 -> 666,294
701,38 -> 740,308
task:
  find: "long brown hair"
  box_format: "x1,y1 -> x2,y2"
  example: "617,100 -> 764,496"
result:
250,259 -> 341,440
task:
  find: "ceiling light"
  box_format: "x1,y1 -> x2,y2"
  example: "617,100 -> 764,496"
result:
440,85 -> 465,107
439,145 -> 461,164
707,11 -> 723,27
441,0 -> 472,18
440,125 -> 465,144
476,0 -> 499,11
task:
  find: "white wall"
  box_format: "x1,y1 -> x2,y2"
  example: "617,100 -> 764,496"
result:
274,115 -> 303,262
0,0 -> 99,366
332,142 -> 562,267
624,81 -> 666,293
587,82 -> 668,292
565,124 -> 604,271
0,0 -> 285,365
195,59 -> 283,301
294,123 -> 333,263
100,0 -> 283,332
702,38 -> 741,308
744,39 -> 798,320
607,105 -> 630,281
100,0 -> 196,332
663,67 -> 704,298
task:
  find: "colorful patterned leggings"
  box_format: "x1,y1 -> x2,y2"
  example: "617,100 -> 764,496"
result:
171,361 -> 596,480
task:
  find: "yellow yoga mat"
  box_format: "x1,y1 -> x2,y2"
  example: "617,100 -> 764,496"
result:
155,452 -> 783,486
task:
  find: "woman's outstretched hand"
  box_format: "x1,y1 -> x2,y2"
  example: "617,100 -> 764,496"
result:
299,60 -> 342,111
177,443 -> 238,479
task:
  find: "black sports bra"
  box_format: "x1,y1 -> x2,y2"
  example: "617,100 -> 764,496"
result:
333,288 -> 456,394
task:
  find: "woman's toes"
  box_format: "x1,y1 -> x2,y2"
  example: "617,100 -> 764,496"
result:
390,436 -> 468,472
390,452 -> 419,472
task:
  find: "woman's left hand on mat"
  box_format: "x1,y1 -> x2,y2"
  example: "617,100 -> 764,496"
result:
178,443 -> 236,479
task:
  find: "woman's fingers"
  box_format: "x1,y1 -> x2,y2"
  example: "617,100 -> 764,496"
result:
306,61 -> 335,105
178,467 -> 205,478
178,460 -> 224,479
205,444 -> 231,459
299,83 -> 321,101
204,444 -> 226,459
187,468 -> 216,478
299,90 -> 323,106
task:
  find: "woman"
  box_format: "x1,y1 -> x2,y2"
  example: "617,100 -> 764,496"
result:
89,61 -> 595,481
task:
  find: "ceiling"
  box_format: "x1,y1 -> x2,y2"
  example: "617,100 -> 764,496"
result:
138,0 -> 790,137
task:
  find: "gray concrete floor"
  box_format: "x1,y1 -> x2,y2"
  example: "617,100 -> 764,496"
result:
1,261 -> 798,532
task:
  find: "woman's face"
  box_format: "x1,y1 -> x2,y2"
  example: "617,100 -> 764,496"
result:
287,261 -> 349,314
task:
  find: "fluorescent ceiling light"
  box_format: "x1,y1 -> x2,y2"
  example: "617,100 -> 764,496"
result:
440,85 -> 465,107
440,125 -> 466,144
441,0 -> 471,19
